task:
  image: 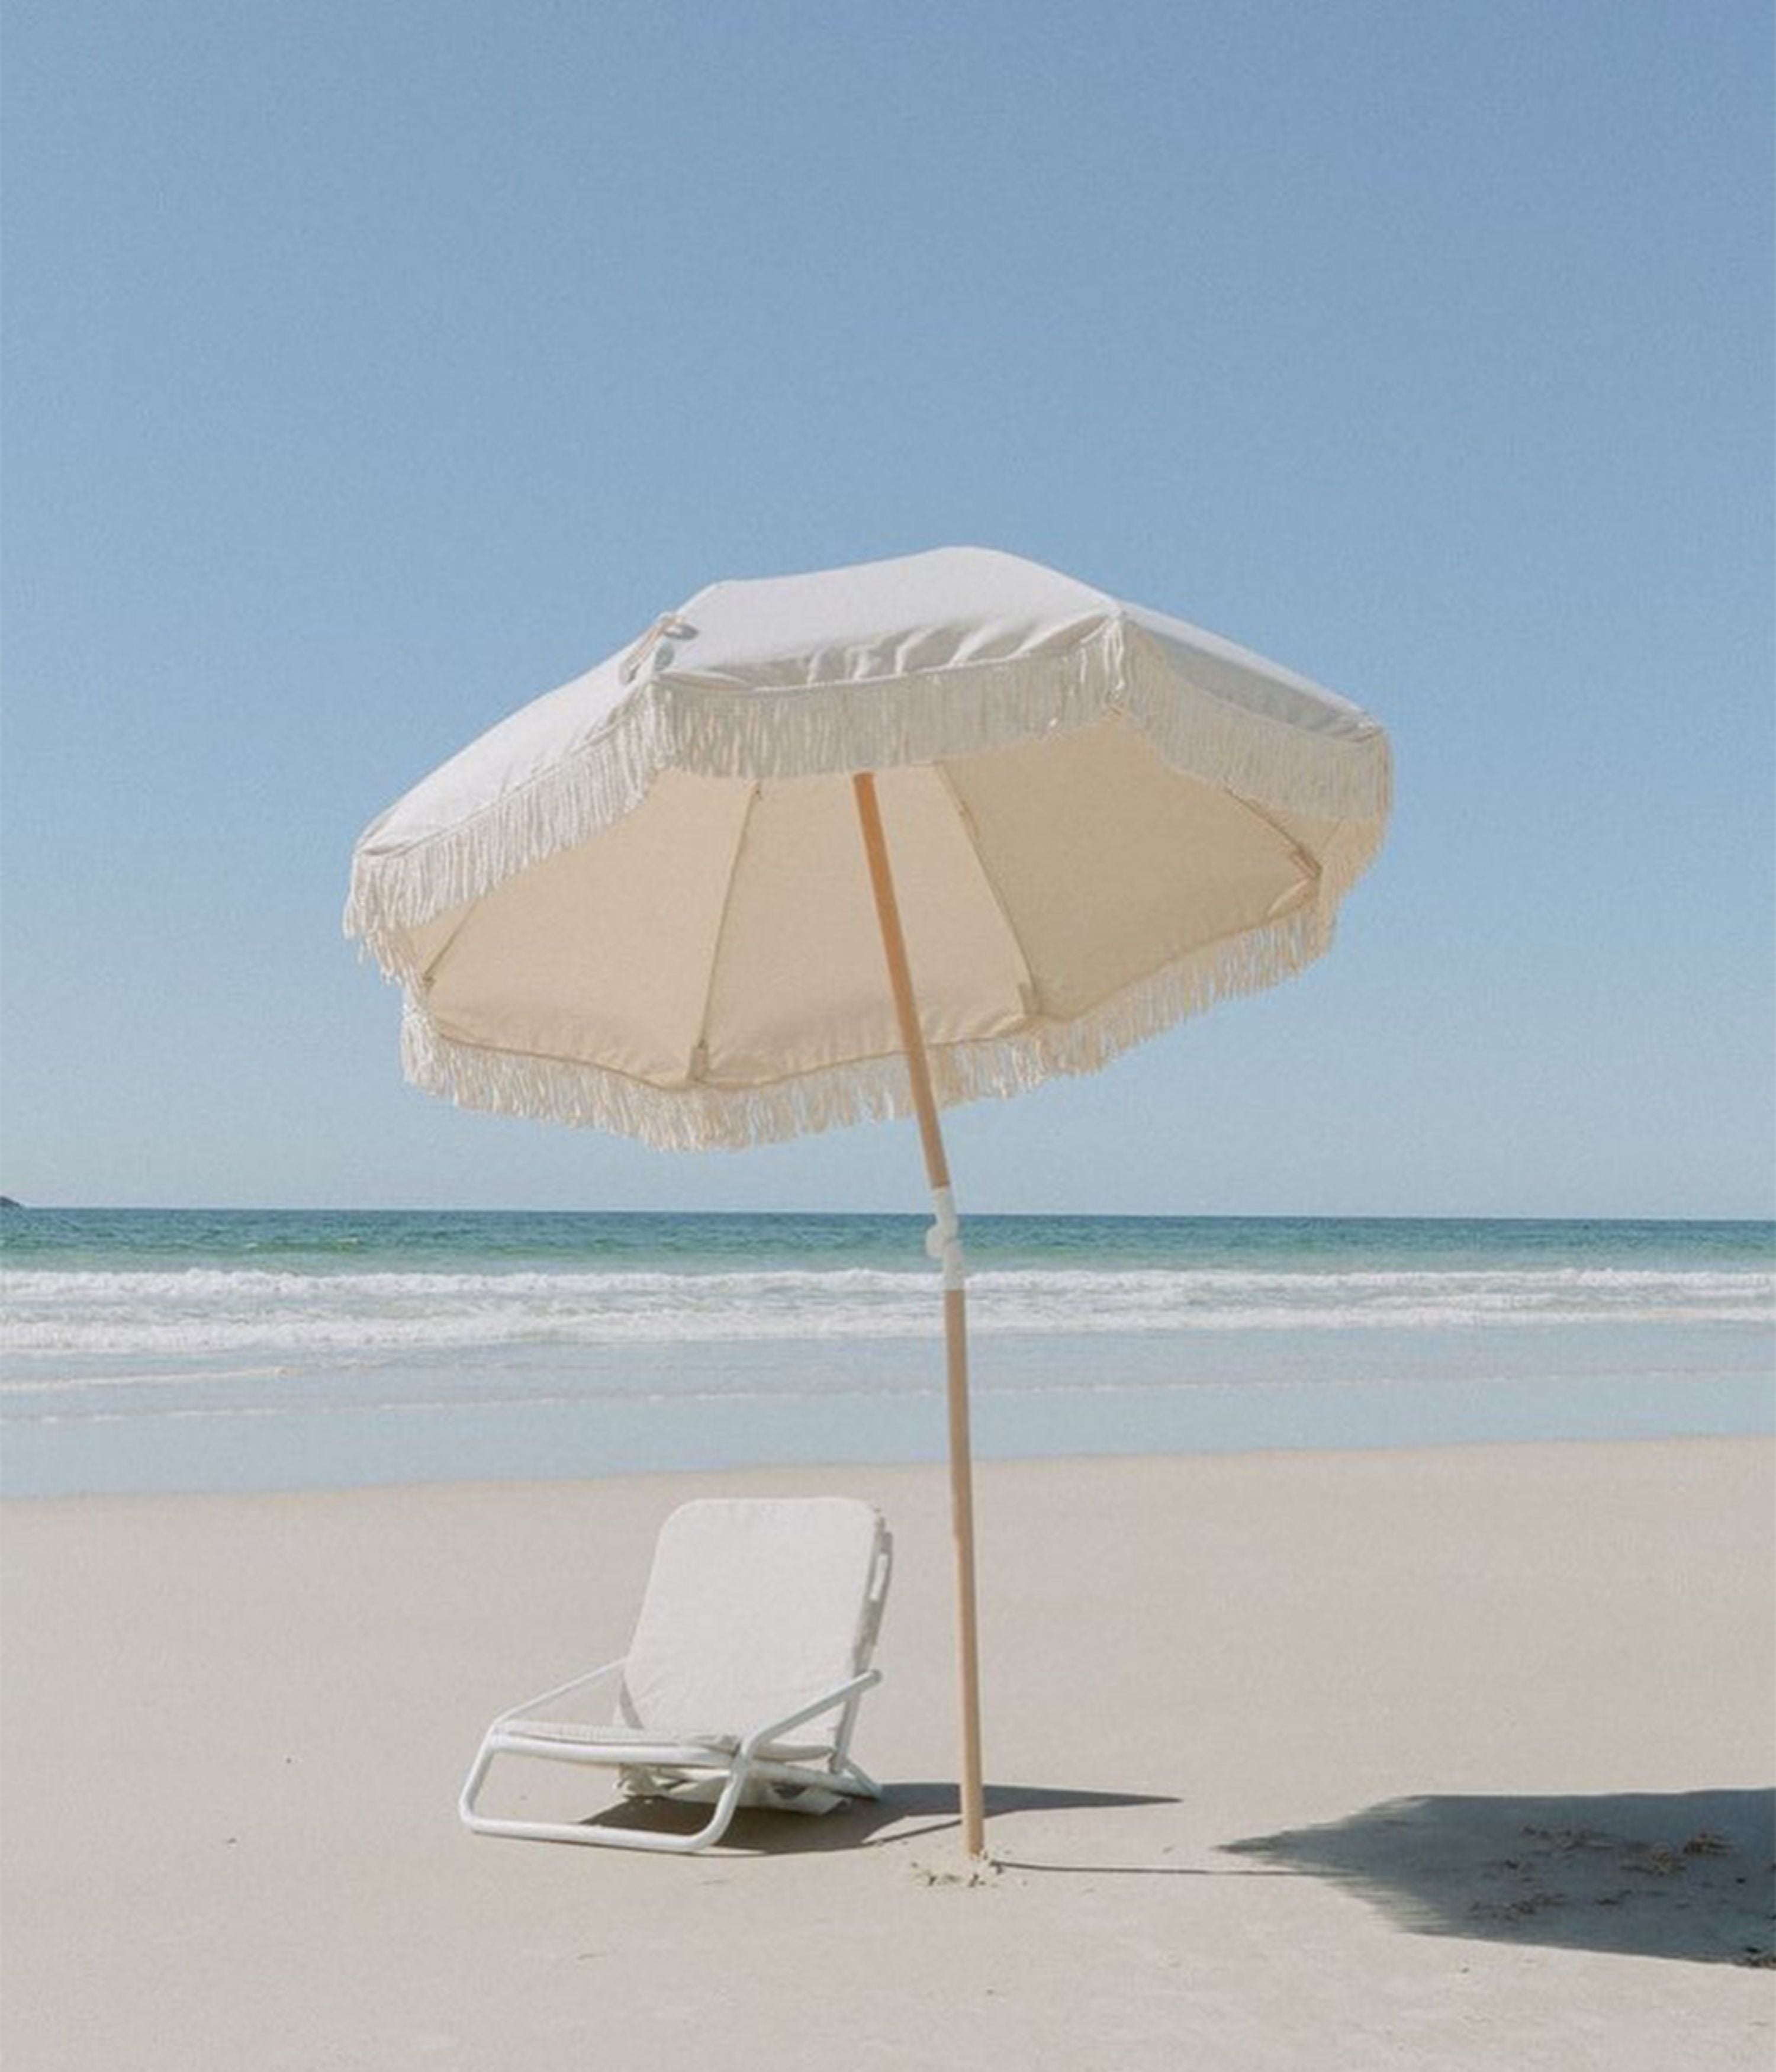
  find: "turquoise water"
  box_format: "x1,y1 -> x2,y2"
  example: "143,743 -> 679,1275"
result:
2,1210 -> 1770,1495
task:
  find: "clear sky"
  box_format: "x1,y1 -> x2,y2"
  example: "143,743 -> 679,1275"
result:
2,1 -> 1770,1218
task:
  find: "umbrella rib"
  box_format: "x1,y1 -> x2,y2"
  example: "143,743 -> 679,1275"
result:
932,764 -> 1044,1024
1222,789 -> 1325,889
414,908 -> 477,989
687,782 -> 760,1082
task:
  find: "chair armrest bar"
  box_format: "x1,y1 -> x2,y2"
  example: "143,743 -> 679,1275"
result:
738,1669 -> 882,1758
491,1658 -> 627,1732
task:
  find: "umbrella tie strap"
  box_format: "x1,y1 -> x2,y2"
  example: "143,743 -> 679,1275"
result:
620,614 -> 699,683
925,1186 -> 967,1290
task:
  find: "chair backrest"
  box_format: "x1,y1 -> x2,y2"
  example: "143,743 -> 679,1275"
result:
617,1498 -> 891,1736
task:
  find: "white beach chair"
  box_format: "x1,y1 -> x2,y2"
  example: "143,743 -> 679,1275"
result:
459,1497 -> 893,1852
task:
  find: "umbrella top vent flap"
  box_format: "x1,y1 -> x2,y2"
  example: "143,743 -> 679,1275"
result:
345,545 -> 1391,1153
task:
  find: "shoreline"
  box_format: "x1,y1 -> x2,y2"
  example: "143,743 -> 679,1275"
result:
8,1331 -> 1771,1500
4,1436 -> 1772,2067
4,1417 -> 1774,1509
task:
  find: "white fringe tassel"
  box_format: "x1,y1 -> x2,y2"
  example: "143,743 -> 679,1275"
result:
398,896 -> 1339,1153
346,619 -> 1391,975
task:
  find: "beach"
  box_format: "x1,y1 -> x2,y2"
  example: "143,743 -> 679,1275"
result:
7,3 -> 1770,2065
4,1437 -> 1771,2068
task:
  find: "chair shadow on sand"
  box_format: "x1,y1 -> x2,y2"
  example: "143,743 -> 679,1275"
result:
1223,1787 -> 1776,1967
578,1780 -> 1179,1857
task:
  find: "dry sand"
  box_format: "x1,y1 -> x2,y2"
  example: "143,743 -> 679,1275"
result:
3,1437 -> 1772,2068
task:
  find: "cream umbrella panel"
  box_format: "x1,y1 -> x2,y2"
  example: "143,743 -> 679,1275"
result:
345,545 -> 1392,1859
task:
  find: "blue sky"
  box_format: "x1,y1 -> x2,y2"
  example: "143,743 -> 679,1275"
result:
2,0 -> 1770,1217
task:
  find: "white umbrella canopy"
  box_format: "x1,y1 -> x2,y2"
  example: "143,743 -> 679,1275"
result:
346,545 -> 1391,1858
348,547 -> 1389,1145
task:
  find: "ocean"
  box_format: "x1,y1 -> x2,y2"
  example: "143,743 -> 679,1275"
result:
1,1209 -> 1770,1497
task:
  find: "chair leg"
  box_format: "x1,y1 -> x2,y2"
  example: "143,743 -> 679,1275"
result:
459,1738 -> 754,1852
834,1757 -> 881,1800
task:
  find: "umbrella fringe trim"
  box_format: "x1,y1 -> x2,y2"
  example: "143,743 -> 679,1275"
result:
346,623 -> 1391,972
397,898 -> 1342,1153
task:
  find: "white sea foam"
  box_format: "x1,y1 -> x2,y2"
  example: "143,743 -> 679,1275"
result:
1,1263 -> 1769,1368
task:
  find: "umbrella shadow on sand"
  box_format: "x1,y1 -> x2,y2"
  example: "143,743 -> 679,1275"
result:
1224,1787 -> 1776,1967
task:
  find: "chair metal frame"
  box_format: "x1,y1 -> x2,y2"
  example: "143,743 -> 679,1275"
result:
459,1505 -> 892,1853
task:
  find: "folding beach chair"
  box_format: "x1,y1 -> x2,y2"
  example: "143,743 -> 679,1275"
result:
459,1497 -> 893,1852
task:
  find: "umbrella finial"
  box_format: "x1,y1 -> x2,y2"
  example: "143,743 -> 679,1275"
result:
619,613 -> 699,684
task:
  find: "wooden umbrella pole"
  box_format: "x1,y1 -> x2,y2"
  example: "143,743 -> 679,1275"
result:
852,772 -> 987,1861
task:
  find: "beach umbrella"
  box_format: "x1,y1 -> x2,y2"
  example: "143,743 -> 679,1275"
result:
345,545 -> 1391,1859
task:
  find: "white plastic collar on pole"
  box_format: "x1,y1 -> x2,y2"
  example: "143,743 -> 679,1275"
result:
925,1185 -> 967,1289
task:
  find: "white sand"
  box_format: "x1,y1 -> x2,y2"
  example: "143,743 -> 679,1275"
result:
3,1438 -> 1772,2068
